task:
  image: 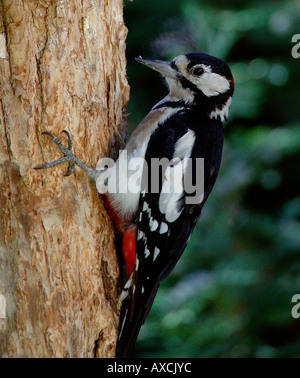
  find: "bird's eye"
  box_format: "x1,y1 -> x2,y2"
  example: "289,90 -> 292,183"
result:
170,61 -> 178,71
192,66 -> 204,76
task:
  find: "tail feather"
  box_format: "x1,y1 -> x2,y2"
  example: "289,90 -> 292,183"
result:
116,283 -> 159,358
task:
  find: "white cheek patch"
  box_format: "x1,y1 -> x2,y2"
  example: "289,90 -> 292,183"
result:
188,65 -> 230,97
199,72 -> 230,97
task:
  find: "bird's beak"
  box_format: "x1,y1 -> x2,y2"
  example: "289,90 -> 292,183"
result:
135,57 -> 176,79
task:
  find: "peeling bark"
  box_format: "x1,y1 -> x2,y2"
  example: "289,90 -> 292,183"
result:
0,0 -> 129,358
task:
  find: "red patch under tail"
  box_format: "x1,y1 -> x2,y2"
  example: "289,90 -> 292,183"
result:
122,225 -> 136,278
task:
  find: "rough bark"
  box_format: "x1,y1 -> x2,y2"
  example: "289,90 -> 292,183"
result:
0,0 -> 129,357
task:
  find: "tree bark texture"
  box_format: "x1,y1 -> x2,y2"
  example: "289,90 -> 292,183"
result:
0,0 -> 129,357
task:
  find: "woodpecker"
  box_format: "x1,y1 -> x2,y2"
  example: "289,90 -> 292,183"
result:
35,53 -> 234,358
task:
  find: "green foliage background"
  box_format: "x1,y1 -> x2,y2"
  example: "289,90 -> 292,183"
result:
123,0 -> 300,357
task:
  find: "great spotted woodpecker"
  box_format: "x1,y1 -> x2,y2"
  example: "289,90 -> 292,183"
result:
35,53 -> 234,357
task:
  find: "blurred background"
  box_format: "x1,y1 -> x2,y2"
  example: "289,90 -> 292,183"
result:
123,0 -> 300,357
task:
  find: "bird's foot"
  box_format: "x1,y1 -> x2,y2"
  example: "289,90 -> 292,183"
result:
35,130 -> 99,182
35,130 -> 78,176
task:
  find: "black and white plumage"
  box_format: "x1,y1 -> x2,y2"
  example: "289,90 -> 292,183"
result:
116,53 -> 234,357
34,52 -> 234,358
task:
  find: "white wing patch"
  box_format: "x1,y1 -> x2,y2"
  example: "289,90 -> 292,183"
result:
153,247 -> 160,261
144,247 -> 150,258
173,129 -> 195,159
158,130 -> 195,223
143,201 -> 149,212
137,230 -> 144,241
120,273 -> 134,301
159,222 -> 168,234
159,186 -> 182,222
149,217 -> 159,231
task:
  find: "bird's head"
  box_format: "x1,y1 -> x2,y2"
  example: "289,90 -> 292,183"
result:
136,53 -> 234,122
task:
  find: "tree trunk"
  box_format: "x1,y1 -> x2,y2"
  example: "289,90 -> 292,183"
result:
0,0 -> 129,358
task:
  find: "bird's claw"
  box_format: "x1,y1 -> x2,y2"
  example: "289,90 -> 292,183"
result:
35,130 -> 76,176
